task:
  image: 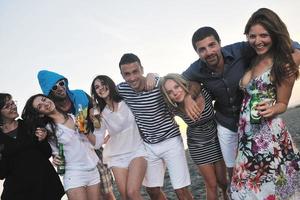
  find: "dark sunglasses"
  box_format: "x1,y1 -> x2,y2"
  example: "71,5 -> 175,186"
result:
52,80 -> 65,91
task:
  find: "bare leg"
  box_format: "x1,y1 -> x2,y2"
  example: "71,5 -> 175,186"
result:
112,167 -> 128,200
66,186 -> 88,200
174,187 -> 194,200
215,160 -> 228,200
146,187 -> 167,200
197,164 -> 218,200
127,157 -> 147,200
87,183 -> 102,200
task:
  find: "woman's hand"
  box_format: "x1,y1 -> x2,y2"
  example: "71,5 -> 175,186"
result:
256,99 -> 275,118
35,127 -> 47,141
52,155 -> 62,167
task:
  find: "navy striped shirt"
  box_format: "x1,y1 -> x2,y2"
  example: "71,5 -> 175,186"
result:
174,88 -> 217,145
117,82 -> 181,144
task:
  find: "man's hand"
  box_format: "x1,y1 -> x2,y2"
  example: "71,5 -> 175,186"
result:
145,73 -> 158,91
184,94 -> 202,121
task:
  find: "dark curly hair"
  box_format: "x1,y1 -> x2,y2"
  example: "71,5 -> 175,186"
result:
22,94 -> 67,146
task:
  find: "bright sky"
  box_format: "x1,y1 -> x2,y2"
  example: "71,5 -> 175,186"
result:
1,0 -> 300,110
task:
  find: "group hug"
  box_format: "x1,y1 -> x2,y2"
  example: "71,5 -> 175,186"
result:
1,7 -> 300,200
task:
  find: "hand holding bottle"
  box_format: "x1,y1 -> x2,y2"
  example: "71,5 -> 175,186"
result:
54,143 -> 65,175
256,98 -> 276,118
91,101 -> 101,129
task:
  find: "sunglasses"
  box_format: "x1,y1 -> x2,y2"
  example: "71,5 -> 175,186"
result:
52,80 -> 65,91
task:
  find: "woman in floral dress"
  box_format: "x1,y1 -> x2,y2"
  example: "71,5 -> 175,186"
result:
230,8 -> 300,200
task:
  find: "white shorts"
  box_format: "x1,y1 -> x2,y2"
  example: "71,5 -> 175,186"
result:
63,167 -> 100,191
142,136 -> 191,189
106,144 -> 147,168
217,123 -> 238,168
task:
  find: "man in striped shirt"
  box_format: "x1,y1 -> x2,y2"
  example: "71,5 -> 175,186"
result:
117,53 -> 194,200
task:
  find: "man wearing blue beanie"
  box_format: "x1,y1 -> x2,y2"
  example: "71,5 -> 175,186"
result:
37,70 -> 116,200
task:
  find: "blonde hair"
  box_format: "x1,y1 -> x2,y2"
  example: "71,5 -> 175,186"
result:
159,73 -> 190,108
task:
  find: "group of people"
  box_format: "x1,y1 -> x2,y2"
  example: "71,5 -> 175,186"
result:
1,7 -> 300,200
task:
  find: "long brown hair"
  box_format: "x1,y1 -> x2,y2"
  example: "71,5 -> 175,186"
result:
90,75 -> 122,112
244,8 -> 299,85
22,94 -> 67,145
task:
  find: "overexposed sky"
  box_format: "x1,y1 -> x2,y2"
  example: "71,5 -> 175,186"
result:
1,0 -> 300,109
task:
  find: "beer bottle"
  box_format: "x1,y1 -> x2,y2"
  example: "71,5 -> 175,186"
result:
57,143 -> 65,175
250,93 -> 261,124
92,100 -> 101,129
77,104 -> 86,133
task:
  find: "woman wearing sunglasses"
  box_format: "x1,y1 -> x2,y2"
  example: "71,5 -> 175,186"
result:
0,93 -> 64,200
22,94 -> 104,200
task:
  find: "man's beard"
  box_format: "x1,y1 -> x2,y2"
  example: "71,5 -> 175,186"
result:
49,93 -> 67,102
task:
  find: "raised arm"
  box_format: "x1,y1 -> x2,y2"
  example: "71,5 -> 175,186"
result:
145,73 -> 159,91
183,81 -> 203,121
85,116 -> 106,149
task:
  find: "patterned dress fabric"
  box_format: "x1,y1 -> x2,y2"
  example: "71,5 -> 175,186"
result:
231,69 -> 300,200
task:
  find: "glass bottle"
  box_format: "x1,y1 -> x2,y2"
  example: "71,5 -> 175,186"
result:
92,101 -> 101,129
250,92 -> 261,124
57,143 -> 65,175
77,104 -> 86,133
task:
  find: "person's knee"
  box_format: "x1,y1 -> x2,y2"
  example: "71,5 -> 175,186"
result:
174,187 -> 193,199
127,187 -> 139,199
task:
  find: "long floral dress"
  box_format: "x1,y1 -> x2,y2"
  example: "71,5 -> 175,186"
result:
231,68 -> 300,200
